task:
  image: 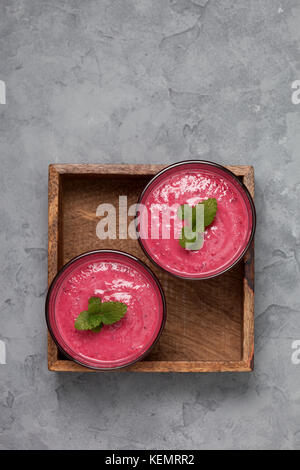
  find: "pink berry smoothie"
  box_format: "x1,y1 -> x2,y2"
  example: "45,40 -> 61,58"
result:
138,161 -> 255,279
46,251 -> 166,369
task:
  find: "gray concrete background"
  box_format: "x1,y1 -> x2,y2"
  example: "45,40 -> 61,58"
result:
0,0 -> 300,450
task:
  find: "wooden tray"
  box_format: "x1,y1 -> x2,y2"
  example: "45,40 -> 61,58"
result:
48,164 -> 254,372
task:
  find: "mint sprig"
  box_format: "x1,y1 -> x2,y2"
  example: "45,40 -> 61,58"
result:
74,296 -> 127,332
178,198 -> 217,250
74,311 -> 103,331
202,198 -> 217,227
179,227 -> 204,251
100,302 -> 128,325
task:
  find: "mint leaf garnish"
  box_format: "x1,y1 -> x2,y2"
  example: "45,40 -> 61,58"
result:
179,226 -> 197,247
178,198 -> 217,250
74,311 -> 103,331
179,227 -> 204,250
88,303 -> 102,315
100,302 -> 128,325
202,198 -> 217,227
91,324 -> 103,333
87,296 -> 102,314
191,204 -> 205,233
74,296 -> 127,332
88,297 -> 102,306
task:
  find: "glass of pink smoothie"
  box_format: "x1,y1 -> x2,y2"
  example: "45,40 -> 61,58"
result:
137,161 -> 256,280
46,250 -> 166,370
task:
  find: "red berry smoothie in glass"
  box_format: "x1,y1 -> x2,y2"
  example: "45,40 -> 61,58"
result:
138,161 -> 255,279
46,251 -> 166,369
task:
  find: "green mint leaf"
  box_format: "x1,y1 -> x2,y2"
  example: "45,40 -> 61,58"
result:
88,296 -> 102,314
186,233 -> 204,251
179,227 -> 204,251
179,226 -> 197,246
178,199 -> 217,228
178,198 -> 217,251
74,311 -> 103,331
74,297 -> 127,331
191,204 -> 204,233
202,198 -> 217,227
100,302 -> 127,325
88,303 -> 102,315
91,323 -> 103,333
88,297 -> 102,306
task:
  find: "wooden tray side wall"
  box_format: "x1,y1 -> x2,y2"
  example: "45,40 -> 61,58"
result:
48,165 -> 254,372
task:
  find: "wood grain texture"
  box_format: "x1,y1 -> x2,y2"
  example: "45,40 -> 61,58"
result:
48,164 -> 255,373
49,360 -> 252,373
47,166 -> 60,367
242,165 -> 255,369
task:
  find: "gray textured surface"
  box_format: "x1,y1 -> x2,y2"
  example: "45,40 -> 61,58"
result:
0,0 -> 300,450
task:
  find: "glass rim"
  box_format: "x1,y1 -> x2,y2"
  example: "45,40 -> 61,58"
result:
45,249 -> 167,370
136,159 -> 256,281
